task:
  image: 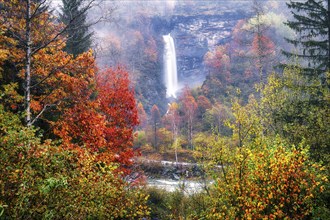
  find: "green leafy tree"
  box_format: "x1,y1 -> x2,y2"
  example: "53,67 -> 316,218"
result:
227,95 -> 262,148
283,0 -> 330,75
203,102 -> 232,136
259,67 -> 329,163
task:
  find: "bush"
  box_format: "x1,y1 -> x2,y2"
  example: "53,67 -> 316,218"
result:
204,139 -> 328,219
145,187 -> 209,219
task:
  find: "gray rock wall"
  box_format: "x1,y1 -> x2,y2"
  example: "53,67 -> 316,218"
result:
168,5 -> 250,88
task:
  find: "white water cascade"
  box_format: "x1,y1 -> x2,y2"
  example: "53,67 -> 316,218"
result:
163,34 -> 179,98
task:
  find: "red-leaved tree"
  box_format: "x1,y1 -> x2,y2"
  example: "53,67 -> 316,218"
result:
55,67 -> 138,171
204,45 -> 231,83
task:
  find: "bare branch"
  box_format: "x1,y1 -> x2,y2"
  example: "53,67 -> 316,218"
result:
30,102 -> 59,125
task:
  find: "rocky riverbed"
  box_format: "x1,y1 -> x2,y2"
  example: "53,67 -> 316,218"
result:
137,159 -> 206,180
128,158 -> 217,194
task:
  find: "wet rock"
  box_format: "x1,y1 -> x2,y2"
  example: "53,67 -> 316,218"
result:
172,173 -> 180,180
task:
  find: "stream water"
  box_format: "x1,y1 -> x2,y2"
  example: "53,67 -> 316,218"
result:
147,178 -> 212,194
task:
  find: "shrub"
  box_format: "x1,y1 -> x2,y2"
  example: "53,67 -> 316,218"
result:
205,139 -> 328,219
0,105 -> 150,219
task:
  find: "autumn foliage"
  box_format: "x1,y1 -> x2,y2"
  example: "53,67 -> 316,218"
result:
195,136 -> 328,219
1,0 -> 329,219
203,45 -> 231,84
54,67 -> 138,169
0,105 -> 149,218
0,1 -> 148,217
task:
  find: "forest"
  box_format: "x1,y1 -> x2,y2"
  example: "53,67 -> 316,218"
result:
0,0 -> 329,219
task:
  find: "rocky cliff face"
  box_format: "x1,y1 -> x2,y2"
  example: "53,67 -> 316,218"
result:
166,2 -> 250,88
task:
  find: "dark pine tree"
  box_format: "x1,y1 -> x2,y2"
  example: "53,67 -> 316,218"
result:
283,0 -> 330,77
60,0 -> 93,56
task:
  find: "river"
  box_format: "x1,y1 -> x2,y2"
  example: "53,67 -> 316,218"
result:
147,178 -> 212,194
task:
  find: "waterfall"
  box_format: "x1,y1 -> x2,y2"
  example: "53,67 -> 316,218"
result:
163,34 -> 178,98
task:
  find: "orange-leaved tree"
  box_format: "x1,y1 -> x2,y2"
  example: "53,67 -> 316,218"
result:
137,102 -> 148,129
0,0 -> 98,129
1,0 -> 64,125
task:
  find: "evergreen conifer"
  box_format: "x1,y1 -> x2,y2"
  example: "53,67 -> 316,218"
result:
283,0 -> 329,76
60,0 -> 93,56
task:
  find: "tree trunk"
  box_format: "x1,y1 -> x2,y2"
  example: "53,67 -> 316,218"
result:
174,137 -> 178,165
25,0 -> 32,126
154,122 -> 157,150
189,116 -> 193,149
